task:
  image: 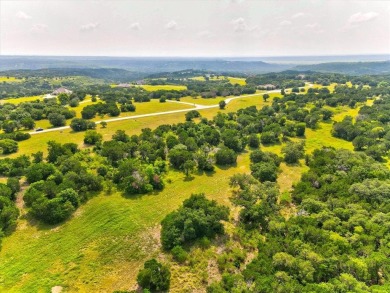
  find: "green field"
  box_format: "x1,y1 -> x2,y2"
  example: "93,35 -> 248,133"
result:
190,76 -> 246,85
139,85 -> 187,91
0,76 -> 23,83
227,77 -> 246,85
180,96 -> 227,105
1,95 -> 44,104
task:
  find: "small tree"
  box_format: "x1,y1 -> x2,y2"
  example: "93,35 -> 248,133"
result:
84,130 -> 103,145
183,160 -> 196,177
219,100 -> 226,110
282,142 -> 305,164
0,139 -> 18,154
70,118 -> 88,132
100,121 -> 107,128
263,93 -> 270,102
48,113 -> 66,127
137,259 -> 171,292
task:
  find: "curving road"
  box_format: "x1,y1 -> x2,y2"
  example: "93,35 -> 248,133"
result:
28,88 -> 290,135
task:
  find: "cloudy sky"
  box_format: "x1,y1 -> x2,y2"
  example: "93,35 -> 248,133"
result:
0,0 -> 389,57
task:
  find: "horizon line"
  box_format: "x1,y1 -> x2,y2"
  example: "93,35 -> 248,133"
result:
1,53 -> 390,59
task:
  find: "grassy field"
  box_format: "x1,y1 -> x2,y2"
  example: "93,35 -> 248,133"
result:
180,96 -> 227,105
190,76 -> 246,85
227,77 -> 246,85
0,77 -> 23,83
139,85 -> 187,91
1,96 -> 44,104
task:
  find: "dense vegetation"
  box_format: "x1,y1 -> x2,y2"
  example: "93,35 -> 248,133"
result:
208,148 -> 390,292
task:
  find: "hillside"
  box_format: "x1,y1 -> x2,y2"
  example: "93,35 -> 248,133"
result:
0,56 -> 290,73
294,60 -> 390,75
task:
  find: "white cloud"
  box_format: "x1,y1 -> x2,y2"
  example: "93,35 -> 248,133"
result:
16,11 -> 32,19
165,20 -> 178,30
292,12 -> 305,19
80,22 -> 100,32
231,17 -> 257,32
279,20 -> 292,26
130,22 -> 141,30
30,24 -> 47,33
348,11 -> 378,25
341,11 -> 379,31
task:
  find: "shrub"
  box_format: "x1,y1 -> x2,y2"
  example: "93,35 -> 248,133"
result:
137,259 -> 170,292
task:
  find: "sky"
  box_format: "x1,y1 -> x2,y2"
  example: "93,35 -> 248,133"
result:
0,0 -> 389,57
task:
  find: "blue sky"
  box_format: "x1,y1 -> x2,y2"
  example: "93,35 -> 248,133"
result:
1,0 -> 389,56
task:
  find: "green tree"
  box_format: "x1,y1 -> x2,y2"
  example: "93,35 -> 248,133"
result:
84,130 -> 102,145
48,113 -> 66,127
100,121 -> 107,128
0,139 -> 18,154
70,118 -> 88,132
183,160 -> 196,177
219,100 -> 226,110
137,259 -> 171,292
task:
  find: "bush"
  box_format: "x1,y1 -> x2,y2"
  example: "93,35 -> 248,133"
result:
161,193 -> 229,250
137,259 -> 170,292
215,147 -> 237,165
185,110 -> 201,121
171,246 -> 188,263
0,139 -> 18,154
70,118 -> 88,132
84,130 -> 103,145
248,134 -> 260,148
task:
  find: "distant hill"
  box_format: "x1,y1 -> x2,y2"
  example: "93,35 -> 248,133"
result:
0,68 -> 144,82
0,56 -> 291,74
293,61 -> 390,75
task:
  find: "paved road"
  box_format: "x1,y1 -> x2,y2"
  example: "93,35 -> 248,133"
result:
28,88 -> 288,136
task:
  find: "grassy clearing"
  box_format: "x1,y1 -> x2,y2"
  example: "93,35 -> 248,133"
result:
1,96 -> 44,104
189,76 -> 246,85
139,85 -> 187,91
0,77 -> 23,83
227,77 -> 246,85
180,96 -> 227,105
